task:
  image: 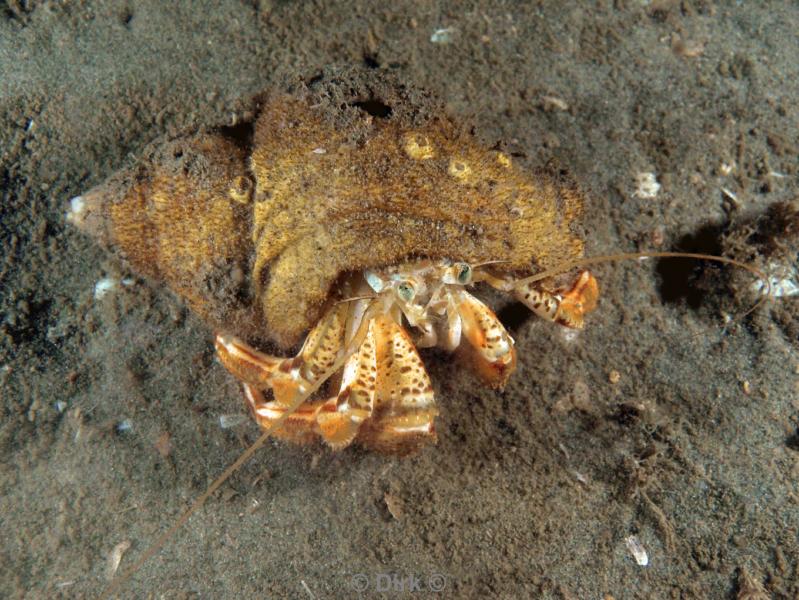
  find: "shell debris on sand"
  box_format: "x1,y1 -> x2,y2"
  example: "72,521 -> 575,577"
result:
633,172 -> 660,199
625,535 -> 649,567
105,540 -> 131,581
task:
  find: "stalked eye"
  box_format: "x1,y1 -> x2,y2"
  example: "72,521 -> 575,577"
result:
397,281 -> 416,302
455,262 -> 472,284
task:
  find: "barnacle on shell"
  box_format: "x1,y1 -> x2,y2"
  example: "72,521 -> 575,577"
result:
69,68 -> 586,349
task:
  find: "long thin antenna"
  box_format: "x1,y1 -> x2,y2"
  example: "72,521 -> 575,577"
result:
471,259 -> 511,269
98,393 -> 307,598
98,304 -> 380,599
335,294 -> 377,305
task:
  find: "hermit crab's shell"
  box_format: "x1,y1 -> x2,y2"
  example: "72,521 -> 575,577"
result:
71,69 -> 586,348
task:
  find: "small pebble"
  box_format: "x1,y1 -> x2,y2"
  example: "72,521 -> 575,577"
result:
94,277 -> 118,300
633,172 -> 660,199
116,419 -> 133,433
219,414 -> 248,429
106,540 -> 131,580
625,535 -> 649,566
430,27 -> 456,44
384,492 -> 404,520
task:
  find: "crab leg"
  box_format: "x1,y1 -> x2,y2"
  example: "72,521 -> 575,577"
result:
242,383 -> 326,444
315,317 -> 379,449
214,300 -> 356,444
357,313 -> 438,454
214,301 -> 350,406
216,292 -> 388,445
512,270 -> 599,329
313,313 -> 438,453
215,330 -> 335,444
450,288 -> 517,388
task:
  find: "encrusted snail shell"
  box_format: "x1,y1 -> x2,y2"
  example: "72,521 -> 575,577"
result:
69,70 -> 586,348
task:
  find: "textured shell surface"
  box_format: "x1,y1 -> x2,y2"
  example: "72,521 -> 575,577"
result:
72,69 -> 587,348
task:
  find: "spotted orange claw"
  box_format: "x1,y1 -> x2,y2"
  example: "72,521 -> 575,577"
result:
453,288 -> 517,389
555,270 -> 600,328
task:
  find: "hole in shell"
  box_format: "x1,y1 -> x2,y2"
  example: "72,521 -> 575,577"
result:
217,120 -> 255,154
351,98 -> 393,119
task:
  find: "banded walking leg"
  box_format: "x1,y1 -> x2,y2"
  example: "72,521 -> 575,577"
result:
357,314 -> 439,455
512,270 -> 599,328
450,288 -> 517,388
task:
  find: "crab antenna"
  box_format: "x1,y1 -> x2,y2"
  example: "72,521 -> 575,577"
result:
98,400 -> 307,599
335,294 -> 378,305
99,300 -> 381,600
515,251 -> 771,319
471,259 -> 512,269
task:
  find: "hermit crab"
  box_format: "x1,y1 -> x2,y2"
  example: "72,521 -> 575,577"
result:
69,69 -> 599,454
72,70 -> 772,598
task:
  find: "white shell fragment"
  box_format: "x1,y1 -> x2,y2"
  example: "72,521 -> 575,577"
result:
633,172 -> 661,199
625,535 -> 649,566
752,262 -> 799,298
219,414 -> 249,429
559,328 -> 580,344
541,95 -> 569,111
116,419 -> 133,433
754,276 -> 799,298
106,540 -> 131,580
65,195 -> 85,224
93,276 -> 134,300
94,277 -> 117,300
721,187 -> 739,204
430,27 -> 456,44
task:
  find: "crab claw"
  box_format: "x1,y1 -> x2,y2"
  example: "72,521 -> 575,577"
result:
513,270 -> 599,330
317,314 -> 439,454
554,270 -> 599,329
453,289 -> 517,389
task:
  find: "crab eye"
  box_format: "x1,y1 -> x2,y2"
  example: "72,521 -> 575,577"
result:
397,281 -> 415,302
456,263 -> 472,284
